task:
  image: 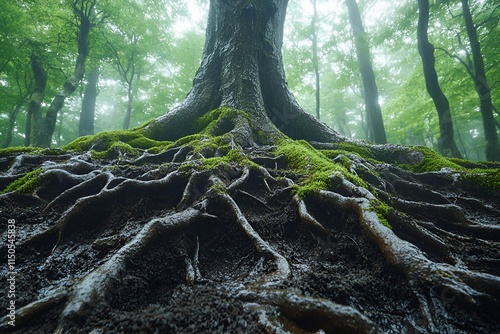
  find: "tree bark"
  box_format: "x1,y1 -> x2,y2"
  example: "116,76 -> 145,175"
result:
417,0 -> 462,158
461,0 -> 500,161
145,0 -> 341,144
79,66 -> 99,136
311,0 -> 321,121
25,54 -> 47,146
36,0 -> 95,147
345,0 -> 386,144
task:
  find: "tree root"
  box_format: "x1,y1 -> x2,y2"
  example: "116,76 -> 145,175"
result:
214,189 -> 291,287
314,188 -> 500,331
239,289 -> 381,334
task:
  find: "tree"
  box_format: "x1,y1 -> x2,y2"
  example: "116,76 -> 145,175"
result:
345,0 -> 387,144
1,1 -> 499,333
36,0 -> 100,147
79,66 -> 99,136
25,54 -> 47,146
417,0 -> 462,158
461,0 -> 500,161
311,0 -> 321,120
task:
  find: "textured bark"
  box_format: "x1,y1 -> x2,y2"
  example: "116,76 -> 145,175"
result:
37,0 -> 95,147
417,0 -> 462,159
345,0 -> 386,144
461,0 -> 500,161
79,67 -> 99,136
145,0 -> 341,144
25,55 -> 47,146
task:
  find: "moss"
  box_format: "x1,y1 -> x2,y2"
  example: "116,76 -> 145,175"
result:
276,139 -> 368,198
401,146 -> 464,173
64,128 -> 172,159
369,200 -> 392,229
210,181 -> 227,194
2,169 -> 43,194
0,146 -> 68,157
194,107 -> 249,136
461,168 -> 500,192
329,142 -> 377,160
0,146 -> 44,157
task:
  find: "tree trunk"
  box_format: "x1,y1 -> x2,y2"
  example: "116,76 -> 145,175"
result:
311,0 -> 321,121
25,54 -> 47,146
345,0 -> 386,144
145,0 -> 341,144
122,63 -> 140,130
3,1 -> 500,333
461,0 -> 500,161
36,0 -> 94,147
79,67 -> 99,136
417,0 -> 462,159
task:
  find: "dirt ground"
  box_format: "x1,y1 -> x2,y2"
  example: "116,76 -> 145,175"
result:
1,151 -> 499,333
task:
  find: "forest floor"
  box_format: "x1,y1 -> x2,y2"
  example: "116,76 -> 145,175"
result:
0,140 -> 499,333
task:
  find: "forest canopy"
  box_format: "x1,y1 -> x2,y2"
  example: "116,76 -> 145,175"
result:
0,0 -> 499,160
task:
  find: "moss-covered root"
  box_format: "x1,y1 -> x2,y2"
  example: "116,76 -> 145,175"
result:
238,289 -> 381,334
214,187 -> 290,287
315,189 -> 500,332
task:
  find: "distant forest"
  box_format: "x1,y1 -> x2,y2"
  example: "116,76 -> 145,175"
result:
1,0 -> 499,160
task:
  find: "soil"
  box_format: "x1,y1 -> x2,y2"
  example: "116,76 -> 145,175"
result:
0,149 -> 499,334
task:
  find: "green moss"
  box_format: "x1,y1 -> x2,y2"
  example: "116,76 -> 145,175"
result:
462,168 -> 500,192
194,107 -> 249,136
2,169 -> 43,194
0,146 -> 66,157
64,128 -> 172,159
402,146 -> 464,173
369,200 -> 392,229
276,139 -> 368,198
0,146 -> 39,157
329,142 -> 377,160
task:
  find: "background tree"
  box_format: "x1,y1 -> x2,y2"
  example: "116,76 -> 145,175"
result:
0,1 -> 499,334
79,66 -> 100,136
310,0 -> 321,120
417,0 -> 462,158
460,0 -> 500,161
36,0 -> 101,147
345,0 -> 386,143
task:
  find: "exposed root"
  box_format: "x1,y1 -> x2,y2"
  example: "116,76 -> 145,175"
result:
294,195 -> 331,237
53,207 -> 210,333
239,289 -> 381,334
315,188 -> 500,325
214,189 -> 290,287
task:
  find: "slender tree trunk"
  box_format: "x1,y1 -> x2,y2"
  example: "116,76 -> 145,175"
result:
3,94 -> 29,148
79,67 -> 99,136
311,0 -> 320,121
145,0 -> 341,144
37,0 -> 94,147
461,0 -> 500,161
345,0 -> 386,144
25,55 -> 47,146
417,0 -> 462,158
123,63 -> 140,130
